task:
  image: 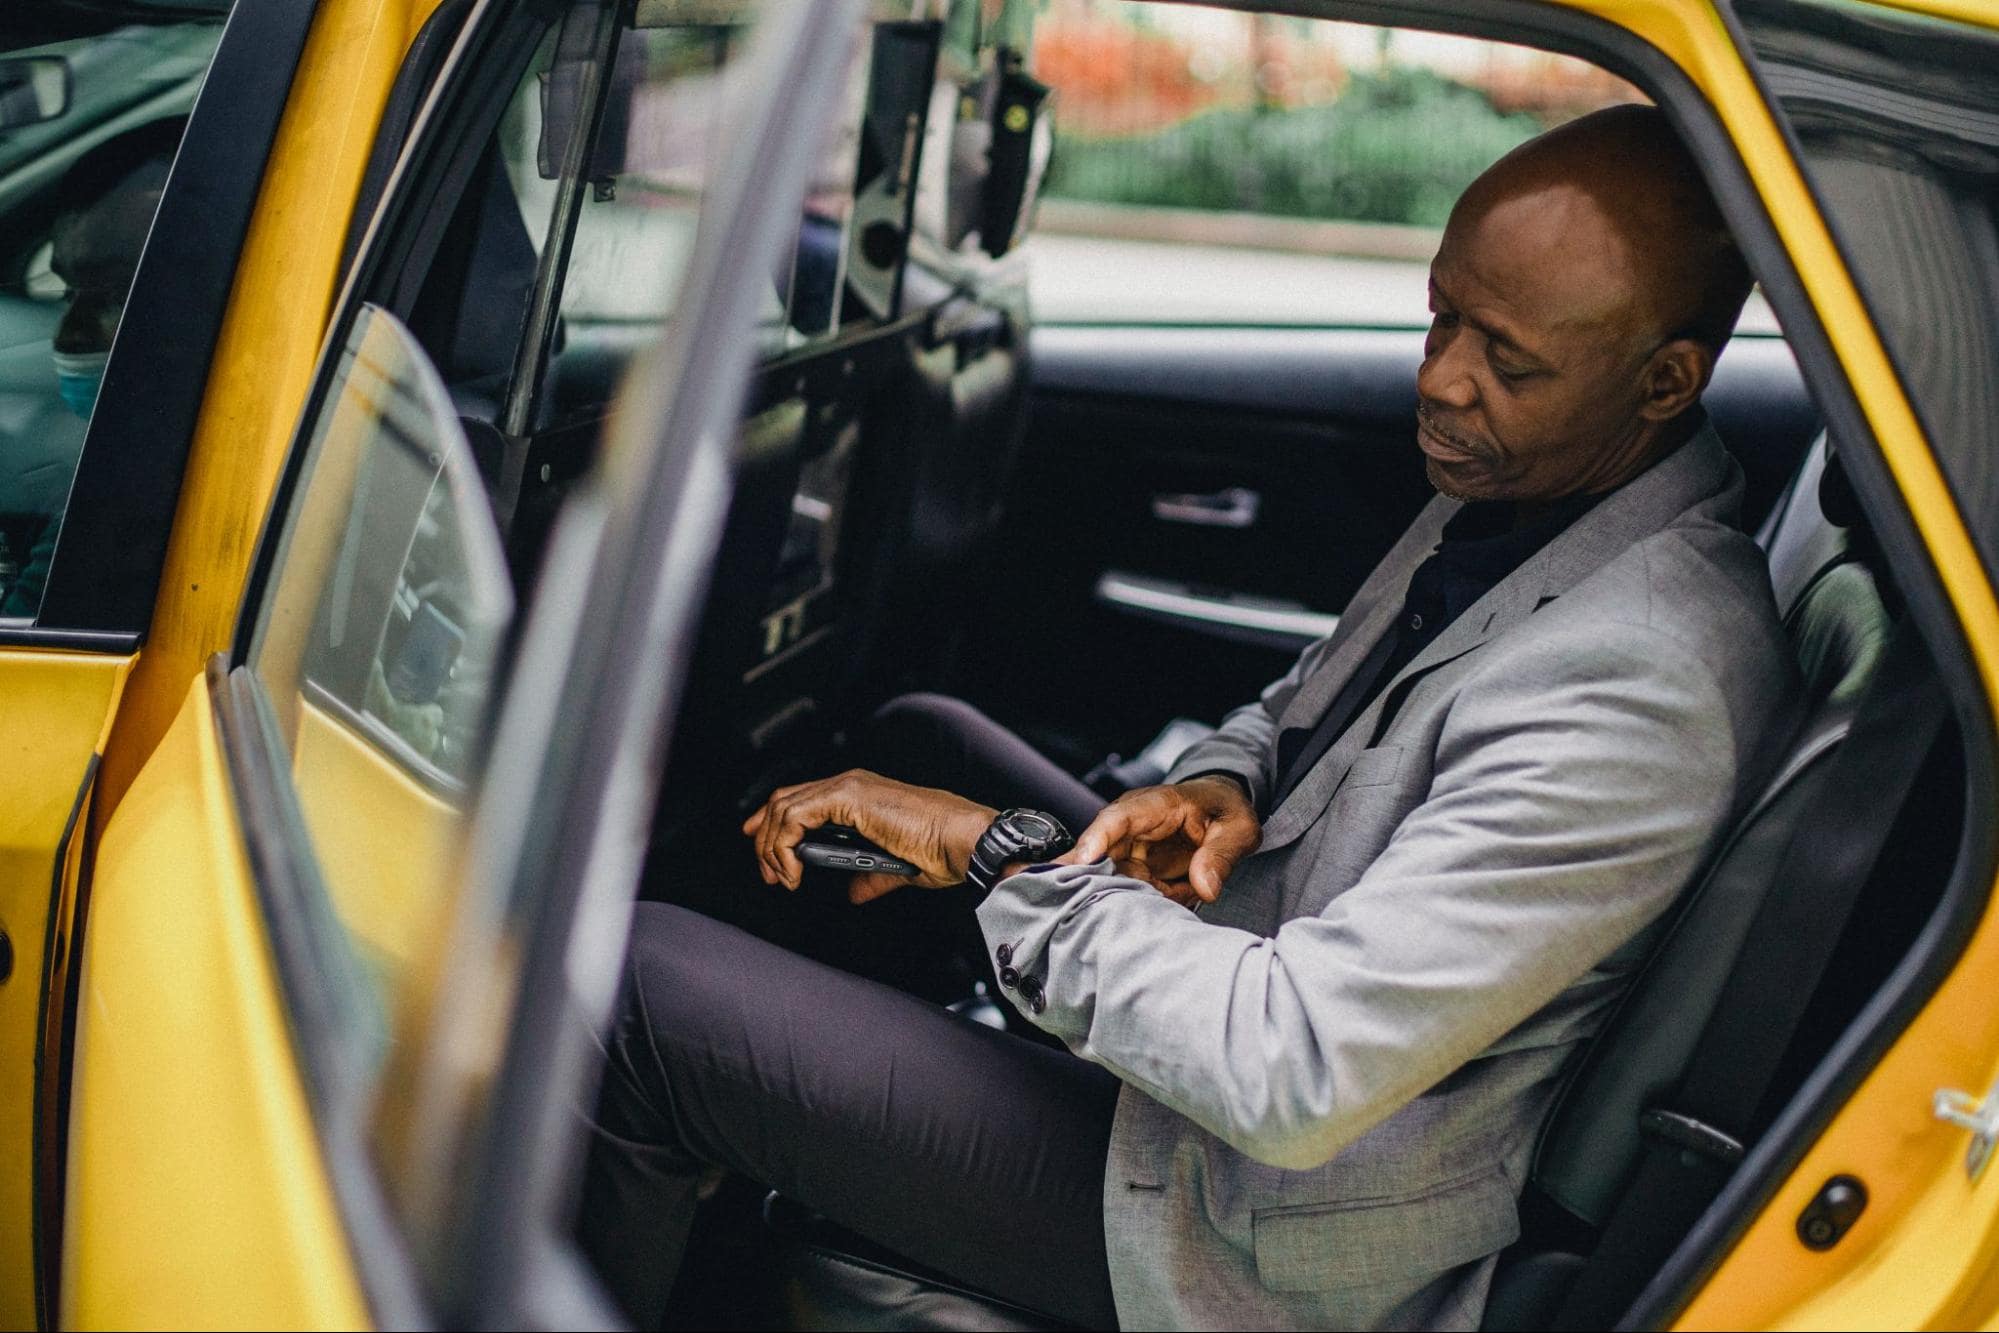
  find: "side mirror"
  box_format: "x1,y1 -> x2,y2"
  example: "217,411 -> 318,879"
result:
0,57 -> 71,131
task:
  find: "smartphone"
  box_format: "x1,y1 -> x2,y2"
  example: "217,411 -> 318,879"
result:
797,823 -> 920,878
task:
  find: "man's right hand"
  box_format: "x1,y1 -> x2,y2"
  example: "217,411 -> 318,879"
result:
742,769 -> 996,904
1063,775 -> 1262,908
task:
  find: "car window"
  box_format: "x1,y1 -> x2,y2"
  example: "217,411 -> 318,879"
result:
1736,0 -> 1999,570
518,7 -> 878,430
0,15 -> 224,620
247,304 -> 512,1032
1019,4 -> 1779,333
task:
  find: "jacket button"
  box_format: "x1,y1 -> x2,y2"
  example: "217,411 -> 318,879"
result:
999,966 -> 1021,989
1019,975 -> 1045,1014
996,942 -> 1013,968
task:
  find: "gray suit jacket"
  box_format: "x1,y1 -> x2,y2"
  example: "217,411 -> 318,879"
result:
977,427 -> 1800,1330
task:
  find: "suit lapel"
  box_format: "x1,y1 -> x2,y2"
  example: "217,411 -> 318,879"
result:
1275,496 -> 1458,734
1254,426 -> 1737,854
1259,564 -> 1551,850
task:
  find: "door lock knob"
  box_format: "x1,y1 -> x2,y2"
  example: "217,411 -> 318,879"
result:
1796,1175 -> 1867,1251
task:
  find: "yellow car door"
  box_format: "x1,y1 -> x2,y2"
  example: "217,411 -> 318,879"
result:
61,0 -> 874,1323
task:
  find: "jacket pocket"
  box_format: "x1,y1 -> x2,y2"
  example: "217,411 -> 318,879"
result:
1250,1167 -> 1520,1293
1340,743 -> 1407,790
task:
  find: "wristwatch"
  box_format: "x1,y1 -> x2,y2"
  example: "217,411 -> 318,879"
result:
965,808 -> 1074,892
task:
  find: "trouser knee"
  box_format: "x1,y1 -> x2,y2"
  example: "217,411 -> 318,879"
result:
868,691 -> 985,747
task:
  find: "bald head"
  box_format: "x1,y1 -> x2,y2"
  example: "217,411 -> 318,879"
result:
1415,106 -> 1753,507
1456,105 -> 1751,356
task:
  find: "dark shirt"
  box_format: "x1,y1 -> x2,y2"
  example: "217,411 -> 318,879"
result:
1266,492 -> 1601,810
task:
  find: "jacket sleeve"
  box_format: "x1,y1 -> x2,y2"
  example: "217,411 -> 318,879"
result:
977,624 -> 1738,1170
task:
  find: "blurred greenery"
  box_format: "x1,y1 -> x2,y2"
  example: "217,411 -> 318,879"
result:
1044,66 -> 1543,227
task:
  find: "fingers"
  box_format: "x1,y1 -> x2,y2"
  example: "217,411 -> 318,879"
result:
744,770 -> 969,892
1187,809 -> 1262,903
751,778 -> 842,890
1073,787 -> 1191,863
1071,805 -> 1132,865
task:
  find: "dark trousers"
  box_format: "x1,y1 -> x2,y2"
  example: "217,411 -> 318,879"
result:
580,695 -> 1121,1329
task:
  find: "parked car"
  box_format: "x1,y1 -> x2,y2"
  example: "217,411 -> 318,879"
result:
3,0 -> 1996,1327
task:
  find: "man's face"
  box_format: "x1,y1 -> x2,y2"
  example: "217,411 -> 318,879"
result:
1415,182 -> 1671,505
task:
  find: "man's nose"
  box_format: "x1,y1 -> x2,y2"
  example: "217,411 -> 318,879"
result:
1417,337 -> 1478,412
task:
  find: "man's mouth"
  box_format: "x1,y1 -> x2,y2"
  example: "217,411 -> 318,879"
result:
1416,410 -> 1485,464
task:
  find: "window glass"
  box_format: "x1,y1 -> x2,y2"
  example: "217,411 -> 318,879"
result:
1019,3 -> 1776,332
404,28 -> 558,427
1738,0 -> 1999,571
0,14 -> 224,619
511,5 -> 876,429
248,304 -> 513,1056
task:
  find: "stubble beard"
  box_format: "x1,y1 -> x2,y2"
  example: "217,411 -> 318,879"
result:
1425,456 -> 1491,502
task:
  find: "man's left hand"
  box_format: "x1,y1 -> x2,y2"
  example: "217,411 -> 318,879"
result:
1060,775 -> 1262,908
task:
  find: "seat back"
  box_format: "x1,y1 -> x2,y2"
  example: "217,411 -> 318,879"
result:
842,304 -> 1031,706
1484,436 -> 1889,1328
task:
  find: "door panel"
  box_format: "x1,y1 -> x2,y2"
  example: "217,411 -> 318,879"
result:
968,322 -> 1818,764
0,649 -> 128,1328
61,672 -> 369,1331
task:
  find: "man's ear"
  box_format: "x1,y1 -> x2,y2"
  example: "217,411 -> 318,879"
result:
1638,338 -> 1712,421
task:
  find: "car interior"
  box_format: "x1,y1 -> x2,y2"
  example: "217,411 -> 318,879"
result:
325,1 -> 1968,1328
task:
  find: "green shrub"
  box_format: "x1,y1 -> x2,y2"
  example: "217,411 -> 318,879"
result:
1045,66 -> 1543,227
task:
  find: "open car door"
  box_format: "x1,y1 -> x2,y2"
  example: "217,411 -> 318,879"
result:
63,0 -> 873,1325
374,0 -> 880,1319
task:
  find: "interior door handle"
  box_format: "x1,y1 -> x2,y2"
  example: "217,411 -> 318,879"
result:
1151,486 -> 1261,529
1095,570 -> 1339,646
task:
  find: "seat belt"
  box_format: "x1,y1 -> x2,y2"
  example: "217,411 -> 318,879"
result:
1554,625 -> 1951,1330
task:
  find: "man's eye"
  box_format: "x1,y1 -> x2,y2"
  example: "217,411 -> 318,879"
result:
1493,362 -> 1531,383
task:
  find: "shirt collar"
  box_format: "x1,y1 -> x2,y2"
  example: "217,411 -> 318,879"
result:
1434,487 -> 1603,576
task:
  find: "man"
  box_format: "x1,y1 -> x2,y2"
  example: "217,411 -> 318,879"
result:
580,105 -> 1800,1330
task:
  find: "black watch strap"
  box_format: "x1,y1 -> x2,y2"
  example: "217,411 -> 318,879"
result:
966,808 -> 1074,892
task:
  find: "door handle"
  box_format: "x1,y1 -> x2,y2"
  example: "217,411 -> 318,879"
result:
1151,486 -> 1261,529
1095,570 -> 1338,647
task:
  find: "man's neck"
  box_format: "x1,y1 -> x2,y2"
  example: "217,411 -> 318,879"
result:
1511,409 -> 1703,531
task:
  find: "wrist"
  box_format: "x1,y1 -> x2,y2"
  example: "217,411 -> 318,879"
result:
945,803 -> 999,880
965,808 -> 1076,892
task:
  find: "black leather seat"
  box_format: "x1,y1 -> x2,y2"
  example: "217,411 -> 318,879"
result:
841,300 -> 1032,711
1483,434 -> 1891,1328
769,434 -> 1890,1333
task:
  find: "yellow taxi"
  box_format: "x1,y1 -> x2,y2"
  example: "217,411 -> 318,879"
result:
2,0 -> 1997,1327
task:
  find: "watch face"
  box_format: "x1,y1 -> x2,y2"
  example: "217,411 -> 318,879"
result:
1013,812 -> 1056,840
